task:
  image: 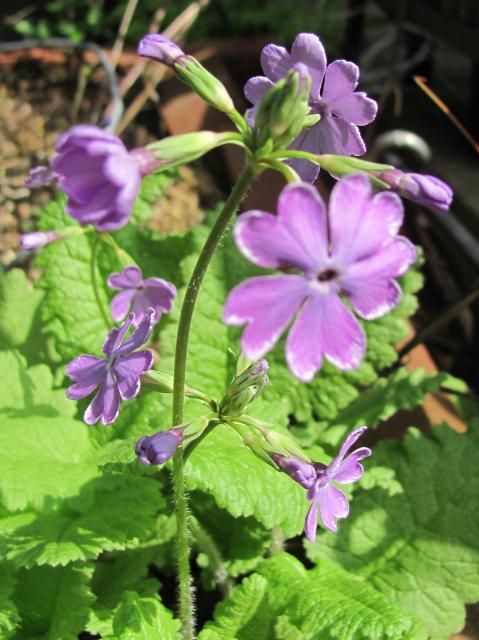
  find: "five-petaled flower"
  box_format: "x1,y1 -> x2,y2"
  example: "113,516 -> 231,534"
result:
52,125 -> 159,231
273,426 -> 371,540
245,32 -> 377,182
108,265 -> 177,326
224,175 -> 416,381
66,309 -> 155,425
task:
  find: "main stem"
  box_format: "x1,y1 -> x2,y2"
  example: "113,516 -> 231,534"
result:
171,163 -> 257,639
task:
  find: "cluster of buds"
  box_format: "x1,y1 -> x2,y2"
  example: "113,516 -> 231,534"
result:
218,359 -> 269,418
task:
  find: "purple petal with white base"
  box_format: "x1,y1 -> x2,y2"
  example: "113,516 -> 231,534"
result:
225,176 -> 415,380
246,32 -> 377,181
66,309 -> 154,425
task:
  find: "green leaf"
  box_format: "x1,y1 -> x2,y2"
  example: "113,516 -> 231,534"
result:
0,269 -> 44,354
200,574 -> 269,639
186,425 -> 306,537
105,591 -> 180,640
12,564 -> 94,639
131,169 -> 178,223
0,475 -> 160,567
306,426 -> 479,638
333,367 -> 449,430
0,563 -> 20,639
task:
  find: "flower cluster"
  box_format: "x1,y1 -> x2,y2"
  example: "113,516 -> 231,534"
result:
225,175 -> 416,380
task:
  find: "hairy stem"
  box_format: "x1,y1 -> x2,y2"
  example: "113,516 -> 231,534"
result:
90,235 -> 111,329
190,516 -> 233,596
171,163 -> 257,639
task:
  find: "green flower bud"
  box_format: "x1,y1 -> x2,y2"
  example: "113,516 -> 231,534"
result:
146,131 -> 235,167
255,63 -> 311,150
219,359 -> 269,418
174,57 -> 235,114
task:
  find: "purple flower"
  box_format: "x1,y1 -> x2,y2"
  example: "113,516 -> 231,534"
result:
224,175 -> 416,381
378,169 -> 453,214
245,33 -> 377,182
107,265 -> 176,327
66,310 -> 155,425
52,125 -> 158,231
137,34 -> 185,66
20,231 -> 61,251
135,428 -> 184,465
25,166 -> 57,188
274,426 -> 371,539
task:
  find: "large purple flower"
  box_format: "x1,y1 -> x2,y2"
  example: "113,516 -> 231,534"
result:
52,125 -> 158,231
66,310 -> 155,425
274,426 -> 371,539
245,33 -> 377,182
224,175 -> 416,381
108,265 -> 176,326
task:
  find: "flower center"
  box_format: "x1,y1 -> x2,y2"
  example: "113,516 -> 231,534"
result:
317,268 -> 338,282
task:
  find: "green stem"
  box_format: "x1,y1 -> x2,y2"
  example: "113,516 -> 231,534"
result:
171,163 -> 258,639
190,516 -> 233,596
264,159 -> 301,183
90,235 -> 111,329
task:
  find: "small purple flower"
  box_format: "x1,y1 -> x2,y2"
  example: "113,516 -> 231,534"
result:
107,265 -> 176,327
66,310 -> 155,425
135,428 -> 184,465
137,34 -> 185,66
378,169 -> 453,214
52,125 -> 158,231
245,33 -> 377,182
274,426 -> 371,539
20,231 -> 61,251
25,166 -> 57,188
224,175 -> 416,381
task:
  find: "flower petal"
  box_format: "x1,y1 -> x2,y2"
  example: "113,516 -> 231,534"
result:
291,33 -> 327,96
234,184 -> 328,273
110,290 -> 136,322
244,75 -> 274,105
84,370 -> 120,425
65,355 -> 106,399
108,266 -> 143,290
286,290 -> 365,380
224,275 -> 307,360
330,91 -> 377,126
304,499 -> 319,541
261,44 -> 292,81
117,308 -> 155,354
333,446 -> 372,484
102,314 -> 134,355
318,484 -> 349,532
114,350 -> 154,400
337,426 -> 368,460
144,278 -> 177,313
329,176 -> 405,264
322,60 -> 359,102
287,128 -> 321,183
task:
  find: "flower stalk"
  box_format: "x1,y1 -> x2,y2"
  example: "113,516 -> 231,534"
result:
171,162 -> 258,639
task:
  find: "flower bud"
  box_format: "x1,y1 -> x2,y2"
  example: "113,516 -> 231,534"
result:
254,63 -> 311,149
174,56 -> 235,114
219,359 -> 269,418
146,131 -> 230,167
376,169 -> 453,213
271,454 -> 317,488
137,34 -> 185,66
20,230 -> 61,251
135,428 -> 183,465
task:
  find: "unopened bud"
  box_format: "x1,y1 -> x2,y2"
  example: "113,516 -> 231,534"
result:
20,230 -> 62,251
135,428 -> 183,465
174,57 -> 235,114
146,131 -> 230,167
219,359 -> 269,418
255,63 -> 311,149
137,34 -> 185,66
375,169 -> 453,213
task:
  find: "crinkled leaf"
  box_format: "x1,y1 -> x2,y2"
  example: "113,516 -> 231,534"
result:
306,426 -> 479,638
104,591 -> 179,640
12,564 -> 94,639
0,563 -> 20,639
